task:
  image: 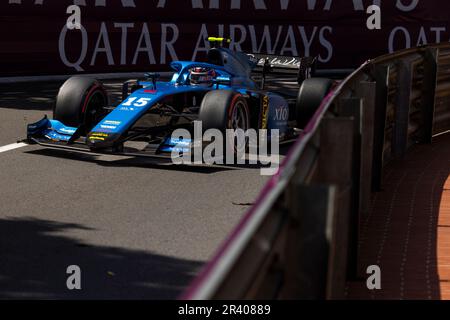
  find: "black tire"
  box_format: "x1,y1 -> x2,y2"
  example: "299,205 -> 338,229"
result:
54,76 -> 108,130
199,90 -> 250,155
296,78 -> 333,128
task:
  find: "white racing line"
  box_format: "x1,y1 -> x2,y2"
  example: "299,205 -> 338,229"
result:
0,142 -> 28,154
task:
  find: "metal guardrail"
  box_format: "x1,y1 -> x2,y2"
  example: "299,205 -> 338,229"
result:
181,43 -> 450,300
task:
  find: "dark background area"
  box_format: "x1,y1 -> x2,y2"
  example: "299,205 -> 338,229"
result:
0,1 -> 449,76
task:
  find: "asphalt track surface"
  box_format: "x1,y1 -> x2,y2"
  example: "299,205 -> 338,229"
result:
0,79 -> 274,299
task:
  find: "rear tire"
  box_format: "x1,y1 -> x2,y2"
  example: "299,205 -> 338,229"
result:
54,76 -> 108,131
296,78 -> 333,128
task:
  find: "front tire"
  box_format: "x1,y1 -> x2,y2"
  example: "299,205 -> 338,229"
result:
54,76 -> 108,131
199,90 -> 250,156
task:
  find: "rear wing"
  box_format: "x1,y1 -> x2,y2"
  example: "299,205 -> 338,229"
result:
247,53 -> 317,87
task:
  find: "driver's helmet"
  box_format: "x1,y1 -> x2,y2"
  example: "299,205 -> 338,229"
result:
189,67 -> 216,87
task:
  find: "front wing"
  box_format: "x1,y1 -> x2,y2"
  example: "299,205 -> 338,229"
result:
26,116 -> 191,161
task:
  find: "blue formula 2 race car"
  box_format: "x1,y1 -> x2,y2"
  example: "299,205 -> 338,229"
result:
26,38 -> 333,162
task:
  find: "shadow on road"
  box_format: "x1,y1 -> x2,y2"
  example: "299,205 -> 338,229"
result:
0,82 -> 61,111
24,145 -> 292,174
0,80 -> 126,111
0,217 -> 202,299
25,148 -> 245,174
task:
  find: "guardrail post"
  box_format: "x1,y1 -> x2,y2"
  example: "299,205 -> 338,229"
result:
316,116 -> 355,299
420,48 -> 438,143
337,98 -> 362,281
282,184 -> 336,299
370,65 -> 389,192
355,81 -> 376,219
355,81 -> 377,278
210,203 -> 289,300
393,60 -> 412,157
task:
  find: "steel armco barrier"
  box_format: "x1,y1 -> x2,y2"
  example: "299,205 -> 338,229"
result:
181,43 -> 450,300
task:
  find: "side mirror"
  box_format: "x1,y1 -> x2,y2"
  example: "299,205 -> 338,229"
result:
122,79 -> 140,100
144,72 -> 160,89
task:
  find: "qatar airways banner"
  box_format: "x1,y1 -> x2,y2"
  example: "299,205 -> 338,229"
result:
0,0 -> 449,76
